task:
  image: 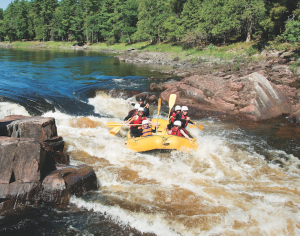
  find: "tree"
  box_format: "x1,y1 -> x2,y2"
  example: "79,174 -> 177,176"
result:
32,0 -> 58,42
283,16 -> 300,43
0,8 -> 4,41
133,0 -> 173,42
79,0 -> 101,44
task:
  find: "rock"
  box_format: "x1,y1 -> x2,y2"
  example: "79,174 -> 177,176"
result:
0,115 -> 29,136
41,164 -> 98,204
0,137 -> 55,184
147,95 -> 158,104
6,116 -> 57,142
0,116 -> 98,213
288,110 -> 300,123
272,65 -> 292,74
295,67 -> 300,77
150,83 -> 164,91
126,47 -> 136,51
160,72 -> 291,120
44,136 -> 70,165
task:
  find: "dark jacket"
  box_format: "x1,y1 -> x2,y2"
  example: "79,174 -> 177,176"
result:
124,109 -> 137,121
176,112 -> 193,128
131,102 -> 150,117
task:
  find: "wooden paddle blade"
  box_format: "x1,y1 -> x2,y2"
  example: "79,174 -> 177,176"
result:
157,98 -> 161,116
169,94 -> 176,110
188,124 -> 197,129
198,125 -> 203,131
109,126 -> 122,136
106,122 -> 121,127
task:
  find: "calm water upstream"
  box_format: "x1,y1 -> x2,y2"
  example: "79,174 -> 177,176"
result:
0,48 -> 300,236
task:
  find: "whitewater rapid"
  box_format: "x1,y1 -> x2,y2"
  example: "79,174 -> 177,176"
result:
2,93 -> 300,236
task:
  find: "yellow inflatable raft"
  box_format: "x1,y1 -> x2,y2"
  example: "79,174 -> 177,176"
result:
126,119 -> 198,152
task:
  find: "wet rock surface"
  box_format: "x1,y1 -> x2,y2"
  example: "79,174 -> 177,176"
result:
0,116 -> 98,214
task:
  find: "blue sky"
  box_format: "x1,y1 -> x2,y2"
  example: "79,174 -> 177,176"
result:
0,0 -> 61,10
0,0 -> 13,10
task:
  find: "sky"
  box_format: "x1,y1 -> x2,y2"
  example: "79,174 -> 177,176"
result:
0,0 -> 13,10
0,0 -> 61,10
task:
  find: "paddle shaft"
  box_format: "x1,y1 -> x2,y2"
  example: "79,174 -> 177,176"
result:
167,94 -> 176,126
156,98 -> 161,135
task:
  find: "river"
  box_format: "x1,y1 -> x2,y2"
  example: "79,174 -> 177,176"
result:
0,48 -> 300,235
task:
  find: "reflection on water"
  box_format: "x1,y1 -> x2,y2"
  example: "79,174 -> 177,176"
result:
0,48 -> 173,116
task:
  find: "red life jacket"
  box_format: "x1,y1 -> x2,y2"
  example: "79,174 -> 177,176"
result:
169,111 -> 176,123
142,127 -> 152,137
171,127 -> 183,137
132,115 -> 146,128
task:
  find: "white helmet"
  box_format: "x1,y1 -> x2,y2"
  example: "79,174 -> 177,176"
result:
181,106 -> 188,111
175,105 -> 181,111
142,120 -> 149,125
174,120 -> 181,126
135,104 -> 140,109
138,107 -> 144,112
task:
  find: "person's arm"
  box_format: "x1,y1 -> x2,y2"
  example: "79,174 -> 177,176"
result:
187,117 -> 194,124
126,116 -> 136,125
146,118 -> 159,126
180,129 -> 192,141
128,101 -> 135,106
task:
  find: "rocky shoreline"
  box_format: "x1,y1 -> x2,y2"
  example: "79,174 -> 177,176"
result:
2,42 -> 300,122
115,48 -> 300,123
0,116 -> 98,215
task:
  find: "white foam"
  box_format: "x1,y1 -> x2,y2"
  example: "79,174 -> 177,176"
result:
41,94 -> 300,235
0,102 -> 30,119
70,196 -> 180,236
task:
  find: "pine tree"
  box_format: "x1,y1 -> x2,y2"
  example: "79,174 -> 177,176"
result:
0,8 -> 4,41
32,0 -> 58,42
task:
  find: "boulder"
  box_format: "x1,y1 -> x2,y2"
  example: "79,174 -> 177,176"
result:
160,72 -> 291,120
0,115 -> 28,136
41,164 -> 98,204
0,116 -> 98,213
150,82 -> 164,91
6,116 -> 57,142
0,137 -> 55,184
43,136 -> 70,165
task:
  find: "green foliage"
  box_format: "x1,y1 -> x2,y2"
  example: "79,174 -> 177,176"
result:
245,46 -> 259,56
0,0 -> 299,47
283,16 -> 300,43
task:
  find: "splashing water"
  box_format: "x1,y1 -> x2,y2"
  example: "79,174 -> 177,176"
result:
0,102 -> 30,119
40,92 -> 300,236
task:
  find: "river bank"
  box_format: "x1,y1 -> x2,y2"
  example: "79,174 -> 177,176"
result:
1,41 -> 300,123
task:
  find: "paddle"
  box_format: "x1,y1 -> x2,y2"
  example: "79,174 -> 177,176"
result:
109,117 -> 132,136
106,122 -> 121,128
155,98 -> 161,135
109,123 -> 143,127
167,94 -> 176,126
189,119 -> 203,131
